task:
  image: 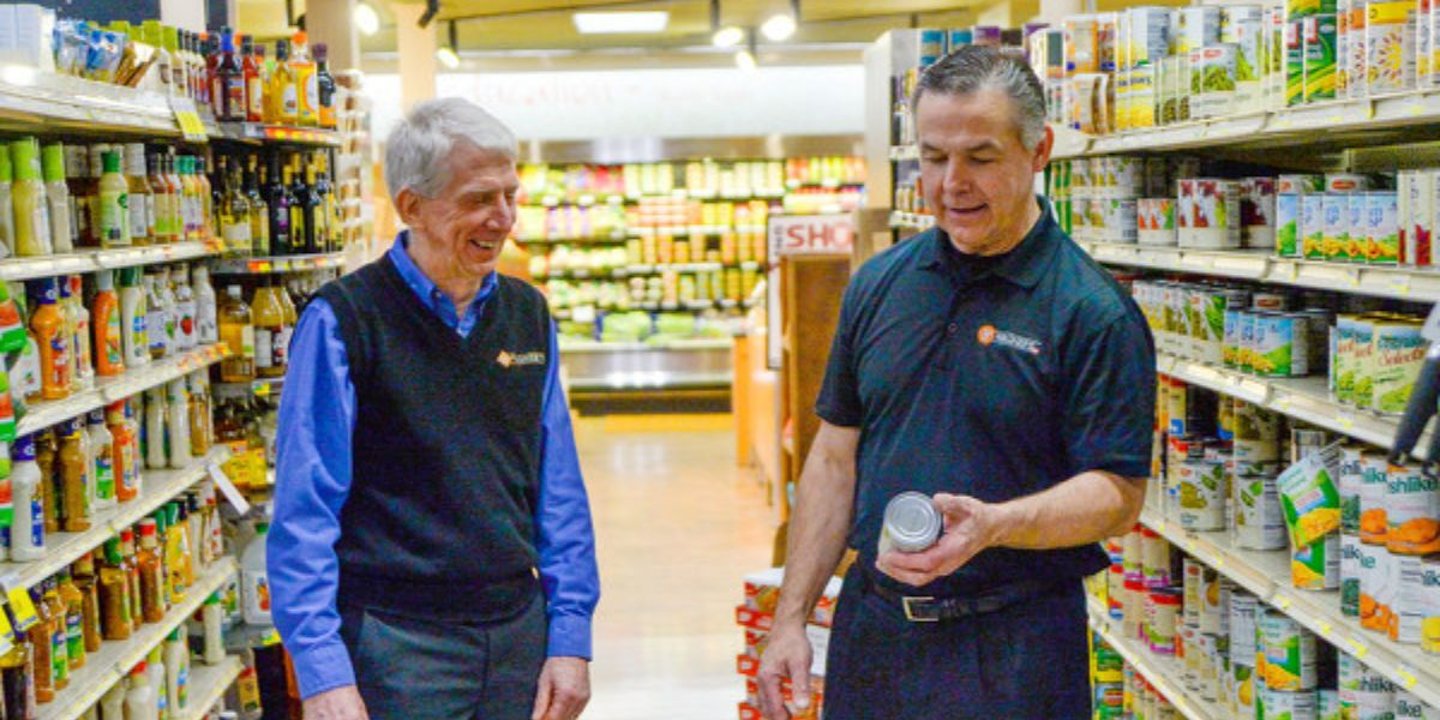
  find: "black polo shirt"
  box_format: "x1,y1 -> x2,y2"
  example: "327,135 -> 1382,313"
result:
816,196 -> 1156,597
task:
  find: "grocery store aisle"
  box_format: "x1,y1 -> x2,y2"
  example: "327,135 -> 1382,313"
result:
575,414 -> 775,719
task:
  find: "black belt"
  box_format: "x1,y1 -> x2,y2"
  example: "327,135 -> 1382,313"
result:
858,566 -> 1066,623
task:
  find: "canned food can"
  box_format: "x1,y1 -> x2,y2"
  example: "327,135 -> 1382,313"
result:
1230,591 -> 1262,661
1360,457 -> 1391,543
1224,308 -> 1244,368
1304,14 -> 1339,102
1187,178 -> 1244,249
1142,526 -> 1174,588
1254,312 -> 1311,377
1302,192 -> 1327,259
1178,178 -> 1196,237
1243,177 -> 1278,248
1394,690 -> 1437,719
1318,688 -> 1342,720
1349,191 -> 1370,262
1292,428 -> 1330,462
1234,661 -> 1259,717
1385,460 -> 1440,555
1253,292 -> 1290,311
1343,533 -> 1364,617
1147,589 -> 1182,654
1292,532 -> 1341,590
880,491 -> 942,554
1421,556 -> 1440,655
1109,199 -> 1139,243
1360,543 -> 1400,634
1405,170 -> 1434,266
1366,191 -> 1401,265
1340,446 -> 1367,535
1239,311 -> 1259,373
1179,457 -> 1227,531
1354,670 -> 1398,719
1200,569 -> 1227,635
1237,473 -> 1290,550
1323,193 -> 1352,261
1260,609 -> 1319,691
1394,554 -> 1427,644
1372,319 -> 1426,416
1261,687 -> 1319,720
1278,192 -> 1303,256
1183,557 -> 1204,627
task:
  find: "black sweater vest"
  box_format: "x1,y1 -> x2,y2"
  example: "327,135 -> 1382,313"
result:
317,254 -> 551,621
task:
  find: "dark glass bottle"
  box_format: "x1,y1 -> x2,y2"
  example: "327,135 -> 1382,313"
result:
264,155 -> 293,255
290,159 -> 317,254
314,43 -> 337,130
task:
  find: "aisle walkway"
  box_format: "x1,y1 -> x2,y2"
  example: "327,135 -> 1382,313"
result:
575,414 -> 776,719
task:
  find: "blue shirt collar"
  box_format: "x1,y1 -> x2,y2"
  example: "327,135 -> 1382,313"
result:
388,230 -> 499,331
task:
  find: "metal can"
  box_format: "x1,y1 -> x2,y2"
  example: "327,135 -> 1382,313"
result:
1302,192 -> 1327,259
1278,191 -> 1303,256
1184,557 -> 1205,627
1324,192 -> 1352,261
1293,532 -> 1341,590
1386,460 -> 1440,555
1142,526 -> 1174,588
1293,428 -> 1330,463
1395,554 -> 1427,644
1343,533 -> 1364,617
1239,310 -> 1259,374
1372,319 -> 1426,417
1327,173 -> 1373,193
1340,446 -> 1366,534
1230,590 -> 1263,662
1394,690 -> 1437,719
1147,588 -> 1182,654
1260,609 -> 1318,691
1366,191 -> 1401,265
1361,457 -> 1392,544
1361,544 -> 1401,634
1178,454 -> 1227,531
880,492 -> 942,553
1237,473 -> 1289,550
1253,291 -> 1291,311
1243,177 -> 1278,248
1421,556 -> 1440,655
1253,312 -> 1311,377
1200,570 -> 1228,636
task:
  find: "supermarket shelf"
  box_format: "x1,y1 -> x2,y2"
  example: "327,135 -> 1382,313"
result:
1142,510 -> 1440,709
179,656 -> 244,720
1156,353 -> 1412,457
1086,597 -> 1220,720
540,262 -> 739,281
1079,241 -> 1440,303
0,73 -> 178,137
215,121 -> 343,147
523,194 -> 628,208
38,557 -> 240,720
19,344 -> 229,436
1049,89 -> 1440,159
214,376 -> 284,398
20,344 -> 229,436
0,446 -> 230,594
0,242 -> 218,283
210,252 -> 345,275
888,211 -> 935,231
559,338 -> 733,353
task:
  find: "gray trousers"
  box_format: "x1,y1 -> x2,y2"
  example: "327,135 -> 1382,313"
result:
339,595 -> 547,720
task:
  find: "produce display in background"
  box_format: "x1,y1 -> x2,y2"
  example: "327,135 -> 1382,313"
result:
513,157 -> 864,343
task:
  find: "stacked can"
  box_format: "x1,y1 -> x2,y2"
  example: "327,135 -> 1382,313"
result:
1233,399 -> 1289,551
1229,590 -> 1264,717
1338,650 -> 1397,718
1386,460 -> 1440,649
1277,174 -> 1325,257
1178,177 -> 1244,249
1258,609 -> 1327,714
1397,169 -> 1435,267
1339,446 -> 1367,619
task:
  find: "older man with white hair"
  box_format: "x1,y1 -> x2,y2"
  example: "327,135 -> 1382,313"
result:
269,97 -> 599,720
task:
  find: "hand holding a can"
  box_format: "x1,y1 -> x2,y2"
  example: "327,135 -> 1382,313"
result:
876,492 -> 1005,587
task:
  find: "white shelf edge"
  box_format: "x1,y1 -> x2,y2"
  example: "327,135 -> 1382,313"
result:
0,242 -> 217,283
18,344 -> 229,437
0,445 -> 231,594
39,558 -> 239,720
1087,597 -> 1222,720
178,656 -> 244,720
1140,511 -> 1440,709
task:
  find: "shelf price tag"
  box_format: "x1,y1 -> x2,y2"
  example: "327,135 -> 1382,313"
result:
169,97 -> 208,142
1273,594 -> 1293,611
1397,668 -> 1418,689
1,577 -> 39,634
208,462 -> 253,516
1346,637 -> 1369,659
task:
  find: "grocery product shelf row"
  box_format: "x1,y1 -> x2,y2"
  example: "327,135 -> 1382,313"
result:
1078,241 -> 1440,304
1155,352 -> 1421,459
1046,90 -> 1440,160
39,558 -> 239,720
0,446 -> 231,594
1086,597 -> 1222,720
0,242 -> 217,283
210,252 -> 346,276
178,656 -> 244,720
1141,510 -> 1440,708
20,344 -> 230,437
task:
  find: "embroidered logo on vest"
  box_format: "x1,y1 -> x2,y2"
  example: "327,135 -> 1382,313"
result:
497,350 -> 547,368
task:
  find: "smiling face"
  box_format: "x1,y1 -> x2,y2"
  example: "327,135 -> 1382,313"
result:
916,87 -> 1052,256
398,141 -> 519,285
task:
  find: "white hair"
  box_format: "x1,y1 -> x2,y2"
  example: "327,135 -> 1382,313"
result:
384,97 -> 518,201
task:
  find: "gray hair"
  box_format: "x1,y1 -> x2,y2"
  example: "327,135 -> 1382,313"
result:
912,46 -> 1047,151
384,97 -> 518,201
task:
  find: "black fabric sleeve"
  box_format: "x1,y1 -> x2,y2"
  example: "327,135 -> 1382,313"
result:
1062,309 -> 1157,480
814,280 -> 864,428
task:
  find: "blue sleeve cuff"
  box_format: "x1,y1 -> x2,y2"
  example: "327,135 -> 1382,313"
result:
288,637 -> 358,700
545,613 -> 593,660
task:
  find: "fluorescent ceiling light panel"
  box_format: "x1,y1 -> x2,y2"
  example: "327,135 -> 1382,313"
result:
353,2 -> 380,36
761,14 -> 796,41
436,47 -> 460,69
712,26 -> 744,47
573,11 -> 670,34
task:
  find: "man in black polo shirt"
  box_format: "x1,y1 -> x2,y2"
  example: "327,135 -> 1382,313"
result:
757,47 -> 1155,718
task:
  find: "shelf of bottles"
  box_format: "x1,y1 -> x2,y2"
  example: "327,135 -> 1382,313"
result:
178,656 -> 243,720
211,251 -> 344,276
214,123 -> 342,148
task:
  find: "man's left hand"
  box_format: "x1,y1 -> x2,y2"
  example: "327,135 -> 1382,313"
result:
531,656 -> 591,720
876,493 -> 1006,586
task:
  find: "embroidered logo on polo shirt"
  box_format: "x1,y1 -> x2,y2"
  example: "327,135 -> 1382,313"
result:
496,350 -> 547,368
976,324 -> 1043,355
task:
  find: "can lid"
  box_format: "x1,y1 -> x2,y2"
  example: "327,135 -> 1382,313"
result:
882,492 -> 941,552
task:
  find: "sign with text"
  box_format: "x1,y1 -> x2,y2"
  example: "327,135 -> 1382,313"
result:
768,214 -> 855,258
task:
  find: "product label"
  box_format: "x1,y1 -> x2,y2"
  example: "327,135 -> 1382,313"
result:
243,570 -> 271,624
99,190 -> 127,246
95,451 -> 114,500
247,77 -> 263,118
1386,463 -> 1440,553
254,328 -> 274,369
128,195 -> 147,242
197,306 -> 217,345
147,309 -> 167,354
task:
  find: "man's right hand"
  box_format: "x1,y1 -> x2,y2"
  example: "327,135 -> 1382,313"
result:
302,685 -> 369,720
756,622 -> 813,720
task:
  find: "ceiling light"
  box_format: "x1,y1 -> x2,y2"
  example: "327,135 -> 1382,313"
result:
573,11 -> 669,34
735,49 -> 756,71
760,13 -> 796,41
353,2 -> 380,36
712,25 -> 744,47
436,46 -> 460,69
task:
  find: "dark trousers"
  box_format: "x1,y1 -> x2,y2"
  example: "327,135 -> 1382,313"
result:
339,594 -> 547,720
822,568 -> 1091,719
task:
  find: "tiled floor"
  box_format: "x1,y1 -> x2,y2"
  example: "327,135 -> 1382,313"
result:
575,414 -> 775,719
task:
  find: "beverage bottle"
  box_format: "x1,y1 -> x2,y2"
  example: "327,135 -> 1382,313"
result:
219,286 -> 254,382
73,553 -> 102,654
289,160 -> 312,253
10,434 -> 44,562
144,388 -> 166,471
30,277 -> 71,401
253,283 -> 286,379
40,143 -> 74,253
218,28 -> 245,122
243,35 -> 264,123
167,379 -> 192,469
192,265 -> 218,345
65,145 -> 92,249
290,32 -> 318,127
266,40 -> 297,126
107,401 -> 139,503
56,569 -> 85,671
94,149 -> 129,249
174,263 -> 197,351
245,156 -> 270,255
124,662 -> 158,720
124,143 -> 153,247
59,420 -> 91,533
315,42 -> 338,130
241,522 -> 272,626
143,271 -> 167,361
11,138 -> 53,257
147,151 -> 175,244
136,518 -> 166,623
265,155 -> 292,254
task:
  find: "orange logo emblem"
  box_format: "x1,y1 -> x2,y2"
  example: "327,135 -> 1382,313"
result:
977,325 -> 997,346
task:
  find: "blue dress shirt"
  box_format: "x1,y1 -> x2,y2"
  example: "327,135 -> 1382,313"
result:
269,232 -> 600,699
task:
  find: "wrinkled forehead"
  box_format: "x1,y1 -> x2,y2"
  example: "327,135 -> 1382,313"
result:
440,143 -> 520,192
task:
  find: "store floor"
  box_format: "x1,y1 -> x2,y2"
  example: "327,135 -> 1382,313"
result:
574,413 -> 775,719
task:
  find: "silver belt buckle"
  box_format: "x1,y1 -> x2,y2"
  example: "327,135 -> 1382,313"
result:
902,596 -> 938,622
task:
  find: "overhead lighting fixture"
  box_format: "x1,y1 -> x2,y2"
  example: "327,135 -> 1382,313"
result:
436,20 -> 460,69
353,2 -> 380,36
712,26 -> 744,47
418,0 -> 440,28
735,48 -> 756,71
573,11 -> 669,34
760,0 -> 799,41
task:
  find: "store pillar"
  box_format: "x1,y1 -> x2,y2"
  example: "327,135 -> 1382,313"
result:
306,0 -> 362,70
391,1 -> 438,110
